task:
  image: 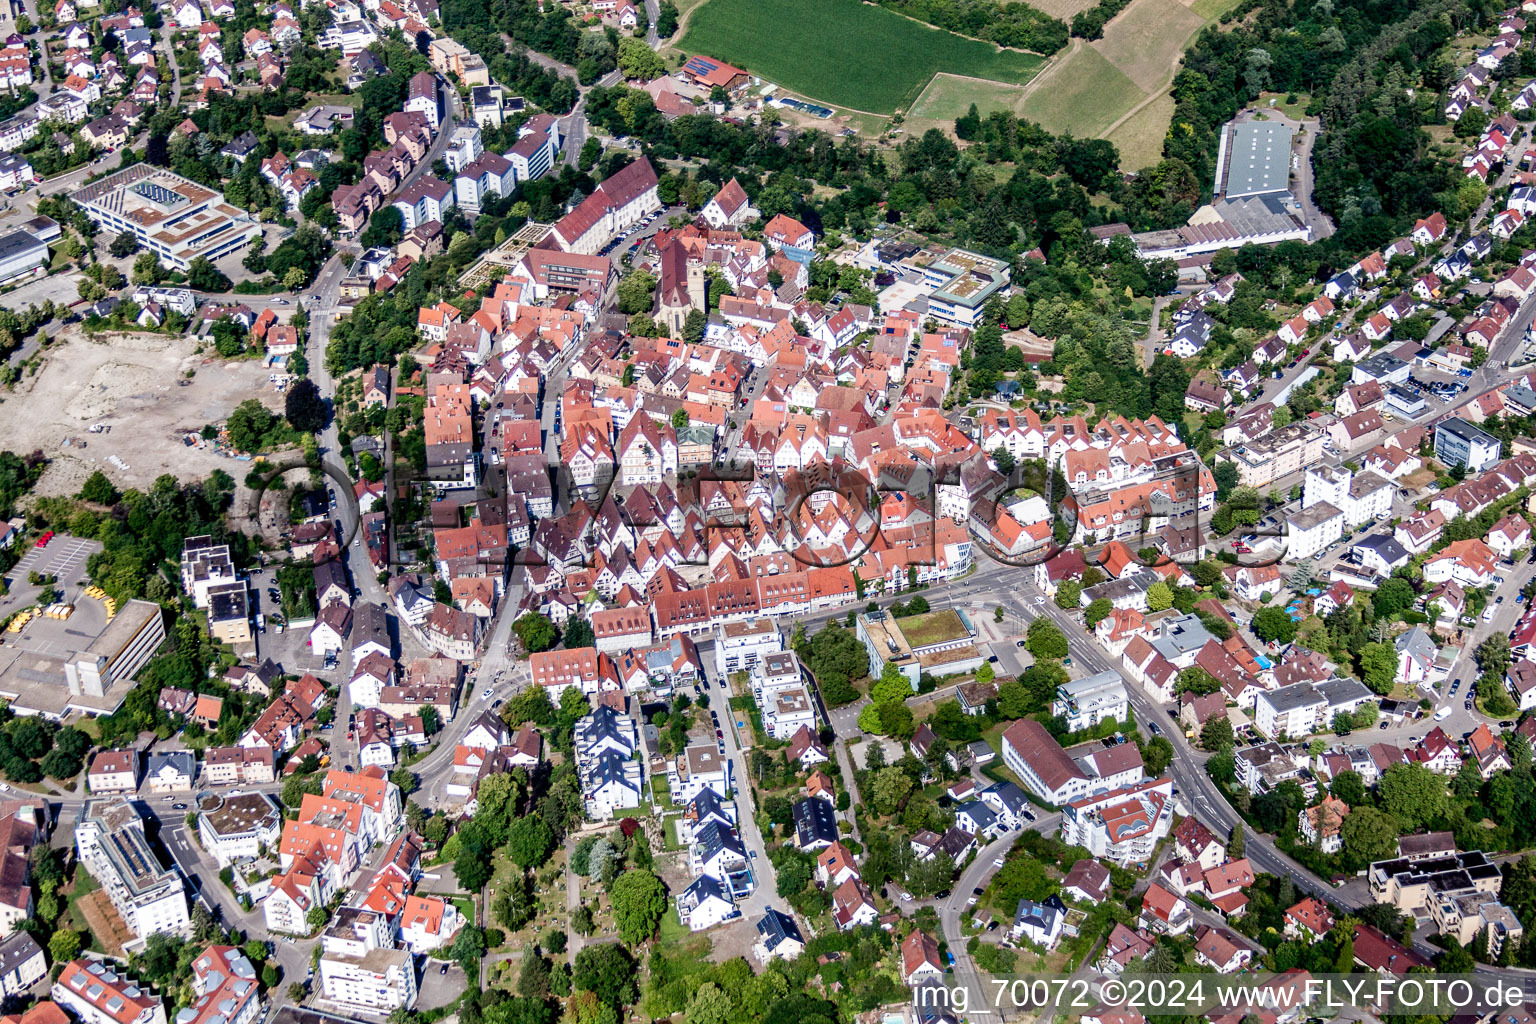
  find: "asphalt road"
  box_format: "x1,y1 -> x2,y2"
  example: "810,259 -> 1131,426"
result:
696,649 -> 781,918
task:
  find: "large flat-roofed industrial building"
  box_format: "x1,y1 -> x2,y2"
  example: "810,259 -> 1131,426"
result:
0,230 -> 48,286
1132,116 -> 1310,260
1219,120 -> 1293,200
0,596 -> 164,718
74,164 -> 262,270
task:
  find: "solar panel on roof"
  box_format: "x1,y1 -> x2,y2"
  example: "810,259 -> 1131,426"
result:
132,180 -> 186,206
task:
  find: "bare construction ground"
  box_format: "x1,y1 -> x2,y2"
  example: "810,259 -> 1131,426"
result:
0,329 -> 287,503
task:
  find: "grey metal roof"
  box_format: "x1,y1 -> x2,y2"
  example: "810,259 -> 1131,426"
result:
1317,677 -> 1373,707
147,751 -> 194,777
1225,121 -> 1294,199
1262,682 -> 1328,713
982,780 -> 1027,814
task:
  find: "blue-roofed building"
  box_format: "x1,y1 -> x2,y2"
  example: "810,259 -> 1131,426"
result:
980,780 -> 1032,829
753,908 -> 805,963
676,875 -> 737,931
691,820 -> 748,882
792,795 -> 838,851
954,800 -> 1000,838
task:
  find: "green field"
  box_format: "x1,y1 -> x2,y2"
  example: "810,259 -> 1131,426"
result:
679,0 -> 1044,113
1092,0 -> 1204,92
909,73 -> 1032,123
1018,46 -> 1143,137
1189,0 -> 1245,19
1105,90 -> 1176,171
1002,0 -> 1238,168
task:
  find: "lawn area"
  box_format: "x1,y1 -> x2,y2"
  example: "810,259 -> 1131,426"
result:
1188,0 -> 1246,18
896,608 -> 972,648
1257,90 -> 1313,121
63,867 -> 101,937
680,0 -> 1044,113
909,73 -> 1032,133
1017,46 -> 1143,137
1092,0 -> 1203,92
451,895 -> 476,927
1003,0 -> 1242,169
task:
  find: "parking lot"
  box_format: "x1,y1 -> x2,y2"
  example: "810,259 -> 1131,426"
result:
0,533 -> 102,617
243,564 -> 333,671
1400,367 -> 1472,407
603,205 -> 688,265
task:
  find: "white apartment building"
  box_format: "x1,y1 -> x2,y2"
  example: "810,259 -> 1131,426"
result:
318,907 -> 418,1011
1058,777 -> 1175,866
751,650 -> 802,705
196,792 -> 282,867
0,932 -> 44,997
1303,465 -> 1393,527
181,536 -> 238,610
1254,678 -> 1374,739
1001,718 -> 1092,805
669,745 -> 730,803
715,617 -> 781,675
444,124 -> 482,174
1286,501 -> 1344,560
76,799 -> 190,940
764,687 -> 816,740
1050,672 -> 1128,731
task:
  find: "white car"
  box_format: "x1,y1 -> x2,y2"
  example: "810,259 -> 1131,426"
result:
481,687 -> 493,699
1034,595 -> 1045,604
993,857 -> 1005,868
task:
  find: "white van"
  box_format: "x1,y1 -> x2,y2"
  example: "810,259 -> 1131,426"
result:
1434,705 -> 1453,721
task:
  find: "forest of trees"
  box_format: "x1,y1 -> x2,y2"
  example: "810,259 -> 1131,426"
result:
870,0 -> 1068,53
1166,0 -> 1497,253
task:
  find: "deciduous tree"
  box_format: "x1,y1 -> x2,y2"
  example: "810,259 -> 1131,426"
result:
609,869 -> 666,947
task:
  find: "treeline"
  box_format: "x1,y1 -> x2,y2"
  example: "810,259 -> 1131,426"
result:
872,0 -> 1068,54
955,108 -> 1202,229
587,83 -> 1154,253
439,0 -> 588,103
1069,0 -> 1131,40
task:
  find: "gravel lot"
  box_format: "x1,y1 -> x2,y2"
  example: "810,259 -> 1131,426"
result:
0,327 -> 286,502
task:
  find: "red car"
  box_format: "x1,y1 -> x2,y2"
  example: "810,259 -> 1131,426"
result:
34,531 -> 53,548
